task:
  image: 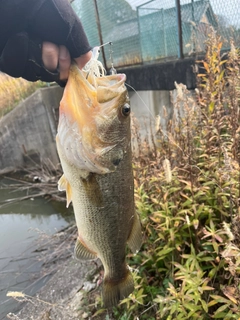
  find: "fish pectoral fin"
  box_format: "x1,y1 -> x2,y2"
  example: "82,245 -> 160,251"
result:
127,213 -> 142,254
58,174 -> 67,191
58,175 -> 72,208
74,238 -> 97,261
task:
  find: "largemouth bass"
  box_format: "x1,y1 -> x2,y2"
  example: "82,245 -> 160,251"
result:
56,64 -> 142,307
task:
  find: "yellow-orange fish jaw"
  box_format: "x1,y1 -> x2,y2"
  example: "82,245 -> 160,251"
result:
57,65 -> 127,174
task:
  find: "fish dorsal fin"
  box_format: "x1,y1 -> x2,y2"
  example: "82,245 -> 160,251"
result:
74,238 -> 97,260
127,213 -> 142,254
58,174 -> 72,208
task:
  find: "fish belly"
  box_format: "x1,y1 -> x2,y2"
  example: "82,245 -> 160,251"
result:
73,149 -> 134,271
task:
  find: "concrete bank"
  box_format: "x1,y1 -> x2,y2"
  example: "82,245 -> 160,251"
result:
0,86 -> 63,174
0,86 -> 171,174
0,84 -> 187,174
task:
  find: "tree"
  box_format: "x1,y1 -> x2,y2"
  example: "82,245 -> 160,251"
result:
72,0 -> 137,45
72,0 -> 99,46
97,0 -> 136,24
215,14 -> 240,47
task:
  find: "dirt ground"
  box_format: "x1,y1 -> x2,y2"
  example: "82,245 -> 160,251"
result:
5,224 -> 110,320
7,257 -> 105,320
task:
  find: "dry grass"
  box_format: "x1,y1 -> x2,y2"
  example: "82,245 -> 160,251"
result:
0,72 -> 46,117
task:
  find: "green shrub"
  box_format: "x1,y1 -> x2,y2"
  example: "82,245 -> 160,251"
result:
113,30 -> 240,319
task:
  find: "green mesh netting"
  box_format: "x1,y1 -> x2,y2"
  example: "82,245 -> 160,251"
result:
72,0 -> 240,68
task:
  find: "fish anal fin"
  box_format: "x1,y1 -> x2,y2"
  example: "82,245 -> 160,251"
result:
127,213 -> 142,254
58,175 -> 72,208
74,238 -> 97,261
103,268 -> 134,308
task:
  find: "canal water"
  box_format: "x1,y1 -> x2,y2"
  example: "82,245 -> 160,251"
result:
0,178 -> 73,320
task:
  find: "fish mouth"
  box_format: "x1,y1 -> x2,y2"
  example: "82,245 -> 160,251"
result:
96,73 -> 126,87
95,73 -> 127,105
70,63 -> 126,92
68,64 -> 127,106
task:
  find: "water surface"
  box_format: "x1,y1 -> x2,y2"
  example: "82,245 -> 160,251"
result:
0,178 -> 73,319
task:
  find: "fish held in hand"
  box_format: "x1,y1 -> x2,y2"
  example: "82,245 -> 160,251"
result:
56,64 -> 142,308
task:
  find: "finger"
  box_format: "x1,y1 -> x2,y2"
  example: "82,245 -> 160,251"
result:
74,51 -> 92,69
42,42 -> 59,71
58,45 -> 71,80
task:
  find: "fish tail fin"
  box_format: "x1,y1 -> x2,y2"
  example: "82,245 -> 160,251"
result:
102,268 -> 134,308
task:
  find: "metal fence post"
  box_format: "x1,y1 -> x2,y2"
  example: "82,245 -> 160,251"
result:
175,0 -> 184,59
161,9 -> 167,57
136,5 -> 144,64
191,0 -> 196,53
93,0 -> 108,70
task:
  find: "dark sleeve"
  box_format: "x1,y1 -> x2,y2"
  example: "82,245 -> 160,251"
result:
0,0 -> 91,83
27,0 -> 91,58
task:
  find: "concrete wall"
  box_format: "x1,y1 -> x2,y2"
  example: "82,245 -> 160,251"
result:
119,58 -> 197,91
0,86 -> 63,174
129,90 -> 172,140
0,85 -> 179,173
129,88 -> 196,131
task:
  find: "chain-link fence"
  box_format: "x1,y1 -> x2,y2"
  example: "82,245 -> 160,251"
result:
72,0 -> 240,68
179,0 -> 239,54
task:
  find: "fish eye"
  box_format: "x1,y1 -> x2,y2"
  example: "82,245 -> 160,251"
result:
121,103 -> 131,117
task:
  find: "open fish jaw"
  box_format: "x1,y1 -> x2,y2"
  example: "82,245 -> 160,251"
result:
57,65 -> 129,174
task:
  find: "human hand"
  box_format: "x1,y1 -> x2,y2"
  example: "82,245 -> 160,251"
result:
0,0 -> 92,84
42,42 -> 92,81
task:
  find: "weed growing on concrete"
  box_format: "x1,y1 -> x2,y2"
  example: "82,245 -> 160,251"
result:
0,73 -> 46,117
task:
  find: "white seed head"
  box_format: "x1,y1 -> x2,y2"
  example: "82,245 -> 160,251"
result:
7,291 -> 25,298
155,114 -> 161,133
163,159 -> 172,183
